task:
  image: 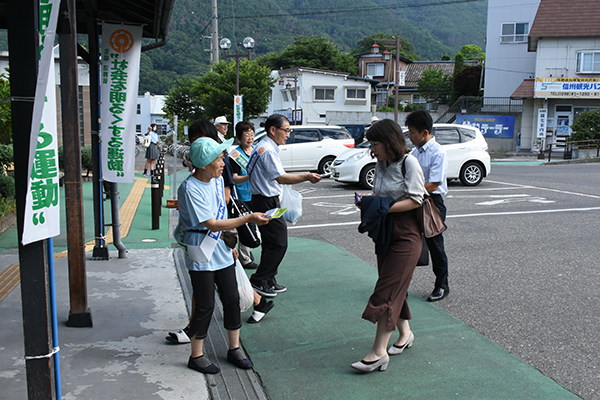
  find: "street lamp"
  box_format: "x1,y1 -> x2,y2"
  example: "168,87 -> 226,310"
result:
220,36 -> 255,95
372,35 -> 402,123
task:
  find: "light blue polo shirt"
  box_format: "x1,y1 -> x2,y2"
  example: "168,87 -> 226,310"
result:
174,175 -> 234,271
410,137 -> 448,195
248,136 -> 286,197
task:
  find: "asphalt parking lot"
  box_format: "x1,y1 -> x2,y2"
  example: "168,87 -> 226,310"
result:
288,161 -> 600,400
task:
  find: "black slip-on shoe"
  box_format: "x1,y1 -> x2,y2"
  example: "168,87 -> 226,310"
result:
427,287 -> 449,302
188,355 -> 220,374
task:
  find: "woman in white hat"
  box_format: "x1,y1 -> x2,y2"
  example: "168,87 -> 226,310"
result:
174,136 -> 270,374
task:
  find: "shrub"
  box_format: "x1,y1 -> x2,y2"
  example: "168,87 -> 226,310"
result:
0,197 -> 16,218
0,175 -> 15,199
58,145 -> 93,176
571,110 -> 600,141
403,103 -> 425,112
81,145 -> 93,176
0,143 -> 13,175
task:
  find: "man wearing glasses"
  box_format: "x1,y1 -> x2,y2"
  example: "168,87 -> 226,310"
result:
247,114 -> 321,298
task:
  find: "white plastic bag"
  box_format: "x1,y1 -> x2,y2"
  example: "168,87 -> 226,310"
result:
235,259 -> 253,312
280,185 -> 302,225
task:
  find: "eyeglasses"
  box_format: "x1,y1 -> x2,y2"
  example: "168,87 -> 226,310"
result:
242,131 -> 255,136
278,127 -> 292,134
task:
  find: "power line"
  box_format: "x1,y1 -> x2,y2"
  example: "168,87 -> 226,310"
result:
170,18 -> 214,58
220,0 -> 485,21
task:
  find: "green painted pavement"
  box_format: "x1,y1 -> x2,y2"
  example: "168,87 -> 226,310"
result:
0,173 -> 173,252
241,237 -> 577,400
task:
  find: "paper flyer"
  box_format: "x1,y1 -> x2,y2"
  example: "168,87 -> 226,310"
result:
266,208 -> 287,219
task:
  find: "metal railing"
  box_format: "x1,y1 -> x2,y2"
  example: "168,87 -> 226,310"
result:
547,138 -> 600,162
434,96 -> 523,123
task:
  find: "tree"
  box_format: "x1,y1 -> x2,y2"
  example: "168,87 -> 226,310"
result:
0,69 -> 12,144
352,33 -> 419,61
571,110 -> 600,141
417,67 -> 452,104
163,59 -> 276,128
257,36 -> 358,75
459,44 -> 485,62
453,65 -> 482,99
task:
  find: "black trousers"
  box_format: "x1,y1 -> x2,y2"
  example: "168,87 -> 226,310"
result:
250,194 -> 288,288
425,193 -> 449,291
188,264 -> 241,340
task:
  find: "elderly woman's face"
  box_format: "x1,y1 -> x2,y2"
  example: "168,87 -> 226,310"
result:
203,153 -> 225,179
240,129 -> 255,149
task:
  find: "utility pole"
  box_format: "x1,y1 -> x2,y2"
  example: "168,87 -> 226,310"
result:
211,0 -> 219,63
395,34 -> 400,123
373,35 -> 402,123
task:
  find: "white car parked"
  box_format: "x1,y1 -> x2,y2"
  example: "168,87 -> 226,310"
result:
252,125 -> 355,174
331,124 -> 491,189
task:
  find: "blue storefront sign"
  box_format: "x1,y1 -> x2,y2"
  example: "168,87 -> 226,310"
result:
456,115 -> 515,138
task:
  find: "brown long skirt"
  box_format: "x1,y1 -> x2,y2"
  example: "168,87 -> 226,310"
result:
362,209 -> 422,331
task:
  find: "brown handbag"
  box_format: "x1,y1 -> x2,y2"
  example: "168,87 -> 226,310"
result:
419,196 -> 447,238
400,155 -> 447,239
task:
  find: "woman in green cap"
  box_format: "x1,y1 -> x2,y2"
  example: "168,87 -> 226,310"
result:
174,136 -> 270,374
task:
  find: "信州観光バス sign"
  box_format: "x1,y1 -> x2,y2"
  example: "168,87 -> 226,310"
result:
534,77 -> 600,99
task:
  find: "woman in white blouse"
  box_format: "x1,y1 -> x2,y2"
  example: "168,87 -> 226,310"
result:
352,119 -> 427,373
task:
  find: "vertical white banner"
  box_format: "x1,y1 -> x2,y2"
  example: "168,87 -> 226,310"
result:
234,95 -> 243,127
537,108 -> 548,138
22,0 -> 61,245
100,23 -> 142,183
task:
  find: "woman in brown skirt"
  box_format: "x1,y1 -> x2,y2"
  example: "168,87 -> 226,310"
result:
352,119 -> 426,373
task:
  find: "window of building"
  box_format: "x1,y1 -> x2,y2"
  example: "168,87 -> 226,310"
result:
78,86 -> 85,147
314,87 -> 335,101
137,104 -> 141,114
576,52 -> 600,73
411,94 -> 426,104
136,124 -> 142,132
501,22 -> 529,43
289,88 -> 296,101
157,124 -> 168,135
346,88 -> 367,100
366,63 -> 385,77
282,91 -> 289,102
575,107 -> 600,120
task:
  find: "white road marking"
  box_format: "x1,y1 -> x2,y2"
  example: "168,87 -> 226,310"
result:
448,207 -> 600,218
303,194 -> 355,200
289,206 -> 600,230
476,196 -> 555,205
296,188 -> 317,195
484,179 -> 600,200
448,194 -> 530,199
288,221 -> 360,230
312,201 -> 358,215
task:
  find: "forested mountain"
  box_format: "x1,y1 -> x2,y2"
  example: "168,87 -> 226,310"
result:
0,0 -> 488,95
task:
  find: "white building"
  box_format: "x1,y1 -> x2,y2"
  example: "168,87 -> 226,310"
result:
263,67 -> 376,125
484,0 -> 540,98
135,92 -> 170,136
510,0 -> 600,151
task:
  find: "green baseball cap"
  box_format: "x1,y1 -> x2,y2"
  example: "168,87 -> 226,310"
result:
190,137 -> 234,169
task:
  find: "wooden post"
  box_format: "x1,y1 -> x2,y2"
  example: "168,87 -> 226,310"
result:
58,0 -> 92,327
